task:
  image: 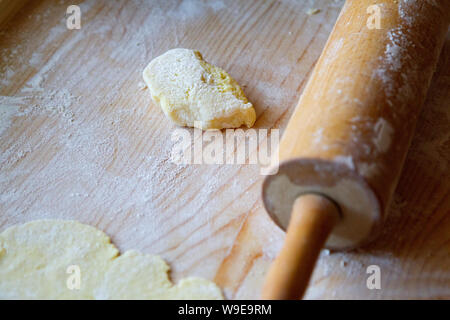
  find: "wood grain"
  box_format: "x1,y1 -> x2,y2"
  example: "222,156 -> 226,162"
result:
0,0 -> 449,299
0,0 -> 29,27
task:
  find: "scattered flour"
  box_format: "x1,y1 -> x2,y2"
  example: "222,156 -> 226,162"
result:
0,104 -> 19,136
373,118 -> 394,153
333,155 -> 355,170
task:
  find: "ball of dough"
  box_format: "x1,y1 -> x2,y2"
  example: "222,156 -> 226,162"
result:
143,48 -> 256,130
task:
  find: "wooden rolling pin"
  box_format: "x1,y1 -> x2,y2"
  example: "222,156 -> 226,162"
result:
261,0 -> 450,300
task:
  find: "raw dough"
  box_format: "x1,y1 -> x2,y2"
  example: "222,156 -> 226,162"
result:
0,220 -> 223,300
143,48 -> 256,130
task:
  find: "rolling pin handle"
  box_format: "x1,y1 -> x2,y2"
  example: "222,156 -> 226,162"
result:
262,194 -> 340,300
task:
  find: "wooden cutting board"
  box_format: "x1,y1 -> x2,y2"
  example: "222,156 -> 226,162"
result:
1,0 -> 449,299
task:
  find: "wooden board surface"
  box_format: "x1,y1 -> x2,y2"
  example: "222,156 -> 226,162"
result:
0,0 -> 449,299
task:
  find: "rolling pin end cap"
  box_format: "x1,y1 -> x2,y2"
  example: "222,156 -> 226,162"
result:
262,158 -> 382,250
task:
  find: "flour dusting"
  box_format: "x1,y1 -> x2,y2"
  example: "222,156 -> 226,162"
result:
0,104 -> 19,136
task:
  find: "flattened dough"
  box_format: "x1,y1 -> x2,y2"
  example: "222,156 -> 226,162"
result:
0,220 -> 223,300
143,48 -> 256,130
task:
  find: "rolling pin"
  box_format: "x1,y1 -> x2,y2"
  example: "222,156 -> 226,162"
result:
261,0 -> 450,299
